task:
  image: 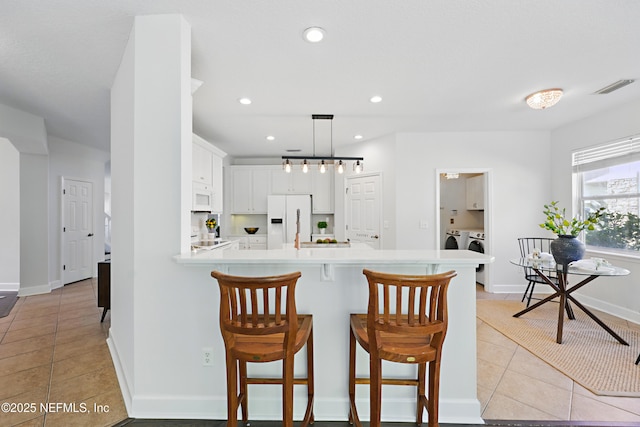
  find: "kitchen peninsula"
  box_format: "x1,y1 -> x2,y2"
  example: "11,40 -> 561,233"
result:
174,247 -> 493,424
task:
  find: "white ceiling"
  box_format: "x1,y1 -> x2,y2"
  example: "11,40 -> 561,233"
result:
1,1 -> 639,158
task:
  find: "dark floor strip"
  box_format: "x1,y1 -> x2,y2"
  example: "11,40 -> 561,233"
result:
114,420 -> 640,427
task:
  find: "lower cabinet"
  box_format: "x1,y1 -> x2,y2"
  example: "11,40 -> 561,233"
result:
228,235 -> 267,250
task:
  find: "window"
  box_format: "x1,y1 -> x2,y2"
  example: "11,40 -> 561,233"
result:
573,135 -> 640,255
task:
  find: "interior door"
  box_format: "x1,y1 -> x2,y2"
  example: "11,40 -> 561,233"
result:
63,179 -> 93,284
346,174 -> 381,249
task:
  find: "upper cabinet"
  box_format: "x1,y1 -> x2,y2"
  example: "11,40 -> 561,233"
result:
230,167 -> 270,214
192,134 -> 226,213
311,166 -> 334,213
466,175 -> 485,210
270,169 -> 312,194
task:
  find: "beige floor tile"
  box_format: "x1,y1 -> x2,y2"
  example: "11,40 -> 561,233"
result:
477,322 -> 518,351
0,347 -> 54,377
477,384 -> 494,412
48,366 -> 120,404
493,369 -> 572,419
572,383 -> 640,416
13,305 -> 60,321
2,323 -> 57,345
506,346 -> 573,391
476,337 -> 516,367
54,322 -> 109,344
53,333 -> 107,362
56,312 -> 102,330
51,346 -> 113,383
0,365 -> 51,401
0,334 -> 55,360
570,392 -> 640,422
477,358 -> 507,392
0,387 -> 48,426
8,313 -> 59,332
482,392 -> 561,420
43,388 -> 128,427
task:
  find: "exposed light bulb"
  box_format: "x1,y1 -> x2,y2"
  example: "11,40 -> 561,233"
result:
354,160 -> 363,174
283,159 -> 292,173
337,160 -> 344,174
319,160 -> 327,173
302,160 -> 309,173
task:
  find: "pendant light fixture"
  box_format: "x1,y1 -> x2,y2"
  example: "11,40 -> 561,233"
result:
282,115 -> 364,174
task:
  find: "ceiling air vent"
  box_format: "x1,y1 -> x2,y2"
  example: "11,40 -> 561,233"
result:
594,79 -> 635,94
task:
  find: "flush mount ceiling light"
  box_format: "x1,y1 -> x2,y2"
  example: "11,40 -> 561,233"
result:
282,115 -> 364,175
238,97 -> 252,105
303,27 -> 325,43
525,88 -> 563,109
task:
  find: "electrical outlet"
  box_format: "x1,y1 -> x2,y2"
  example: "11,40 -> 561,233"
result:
202,347 -> 213,366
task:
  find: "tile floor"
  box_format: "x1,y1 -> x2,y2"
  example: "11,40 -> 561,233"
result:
476,285 -> 640,423
1,279 -> 639,426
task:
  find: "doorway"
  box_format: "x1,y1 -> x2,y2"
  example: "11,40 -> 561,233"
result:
436,169 -> 492,291
345,173 -> 382,249
62,178 -> 94,284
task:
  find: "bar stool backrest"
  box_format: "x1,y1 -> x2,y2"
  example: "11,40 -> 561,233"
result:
362,269 -> 457,357
213,270 -> 302,350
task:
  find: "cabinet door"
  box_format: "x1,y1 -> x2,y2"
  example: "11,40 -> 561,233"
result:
251,170 -> 270,213
312,167 -> 334,213
232,169 -> 253,213
466,175 -> 485,210
291,170 -> 312,193
192,143 -> 213,185
270,170 -> 290,194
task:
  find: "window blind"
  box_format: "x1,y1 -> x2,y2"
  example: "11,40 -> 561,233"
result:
572,135 -> 640,171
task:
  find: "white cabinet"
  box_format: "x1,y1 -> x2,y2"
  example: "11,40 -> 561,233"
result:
192,142 -> 213,185
270,169 -> 312,194
311,167 -> 334,213
466,175 -> 485,210
228,235 -> 266,250
231,167 -> 270,214
192,134 -> 226,213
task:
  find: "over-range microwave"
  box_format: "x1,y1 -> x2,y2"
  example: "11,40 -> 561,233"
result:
192,182 -> 213,212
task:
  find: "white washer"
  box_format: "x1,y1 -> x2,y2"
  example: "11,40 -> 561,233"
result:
466,230 -> 486,284
444,229 -> 468,250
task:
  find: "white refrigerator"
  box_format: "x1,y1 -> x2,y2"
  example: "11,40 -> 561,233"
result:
267,195 -> 312,249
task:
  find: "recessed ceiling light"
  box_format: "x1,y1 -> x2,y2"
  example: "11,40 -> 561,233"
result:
303,27 -> 325,43
238,97 -> 252,105
266,135 -> 275,141
354,135 -> 363,140
370,95 -> 382,103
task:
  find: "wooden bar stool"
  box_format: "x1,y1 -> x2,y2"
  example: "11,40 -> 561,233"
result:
348,269 -> 457,427
212,270 -> 314,427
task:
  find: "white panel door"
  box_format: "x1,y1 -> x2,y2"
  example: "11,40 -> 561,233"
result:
346,174 -> 381,249
63,179 -> 93,284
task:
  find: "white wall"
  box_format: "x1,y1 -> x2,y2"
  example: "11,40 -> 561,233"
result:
550,99 -> 640,322
0,139 -> 20,290
109,14 -> 194,416
395,131 -> 553,287
48,136 -> 109,284
19,153 -> 50,296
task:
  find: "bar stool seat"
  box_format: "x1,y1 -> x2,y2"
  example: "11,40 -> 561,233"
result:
349,269 -> 457,427
212,270 -> 314,427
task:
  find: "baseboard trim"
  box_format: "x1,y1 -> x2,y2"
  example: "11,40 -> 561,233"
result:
17,283 -> 51,296
107,332 -> 133,417
0,282 -> 19,292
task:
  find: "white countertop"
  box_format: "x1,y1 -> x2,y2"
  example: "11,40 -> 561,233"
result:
175,247 -> 494,266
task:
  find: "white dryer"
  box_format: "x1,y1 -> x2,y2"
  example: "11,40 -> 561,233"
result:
466,230 -> 486,284
444,229 -> 468,250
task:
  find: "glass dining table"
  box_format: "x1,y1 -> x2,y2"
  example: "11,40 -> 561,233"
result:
510,257 -> 630,345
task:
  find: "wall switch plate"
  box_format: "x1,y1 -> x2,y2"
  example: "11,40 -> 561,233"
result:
202,347 -> 214,366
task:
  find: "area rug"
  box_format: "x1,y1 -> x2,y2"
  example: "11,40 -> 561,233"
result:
0,292 -> 18,318
476,299 -> 640,397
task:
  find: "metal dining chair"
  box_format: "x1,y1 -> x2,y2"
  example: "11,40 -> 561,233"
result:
517,237 -> 559,307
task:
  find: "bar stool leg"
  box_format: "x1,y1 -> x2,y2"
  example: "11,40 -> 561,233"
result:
348,327 -> 358,425
428,360 -> 441,427
226,354 -> 238,427
417,362 -> 426,425
305,328 -> 315,425
283,356 -> 294,427
369,356 -> 382,427
239,361 -> 248,423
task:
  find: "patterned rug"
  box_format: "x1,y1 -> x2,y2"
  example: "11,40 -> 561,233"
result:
0,292 -> 18,318
477,299 -> 640,397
